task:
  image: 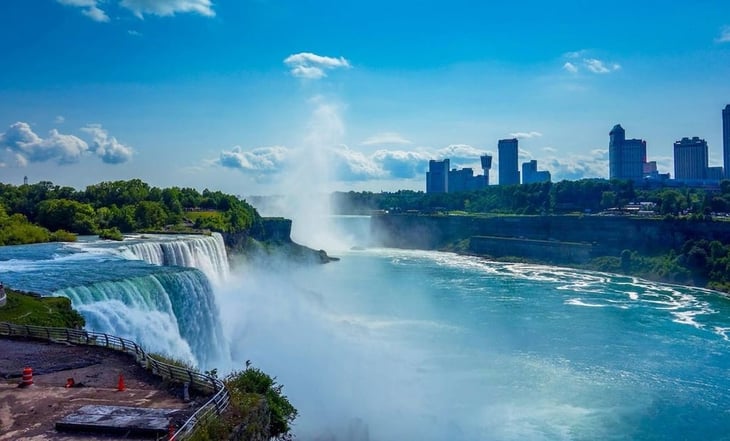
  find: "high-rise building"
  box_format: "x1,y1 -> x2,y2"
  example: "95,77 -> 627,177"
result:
674,137 -> 708,181
722,104 -> 730,179
426,159 -> 449,193
498,138 -> 520,185
609,124 -> 646,181
522,160 -> 551,184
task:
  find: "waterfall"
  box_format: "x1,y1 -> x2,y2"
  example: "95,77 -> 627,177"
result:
124,233 -> 230,285
55,268 -> 228,369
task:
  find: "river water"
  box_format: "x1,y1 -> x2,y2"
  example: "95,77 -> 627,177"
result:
1,221 -> 730,440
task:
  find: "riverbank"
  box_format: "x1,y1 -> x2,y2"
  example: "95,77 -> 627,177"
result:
371,213 -> 730,294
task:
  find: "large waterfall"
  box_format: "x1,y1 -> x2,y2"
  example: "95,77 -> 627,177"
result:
122,232 -> 230,284
0,234 -> 233,369
56,269 -> 227,368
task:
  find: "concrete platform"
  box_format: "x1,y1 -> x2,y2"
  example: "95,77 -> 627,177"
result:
55,405 -> 183,437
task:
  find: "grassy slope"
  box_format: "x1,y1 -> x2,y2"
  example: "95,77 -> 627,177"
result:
0,289 -> 85,328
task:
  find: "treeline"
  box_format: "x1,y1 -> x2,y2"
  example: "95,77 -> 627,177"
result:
0,179 -> 261,245
333,179 -> 730,217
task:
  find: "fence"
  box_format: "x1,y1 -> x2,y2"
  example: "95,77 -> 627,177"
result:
0,321 -> 230,440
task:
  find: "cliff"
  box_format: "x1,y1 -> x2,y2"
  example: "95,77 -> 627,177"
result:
223,217 -> 338,264
371,213 -> 730,262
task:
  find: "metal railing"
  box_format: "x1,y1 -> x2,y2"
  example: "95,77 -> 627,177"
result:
0,321 -> 230,440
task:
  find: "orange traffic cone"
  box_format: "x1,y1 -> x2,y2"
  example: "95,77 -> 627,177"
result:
117,373 -> 125,391
65,377 -> 75,388
19,367 -> 33,388
168,423 -> 176,440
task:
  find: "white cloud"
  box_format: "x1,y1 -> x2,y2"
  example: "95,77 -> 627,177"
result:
562,62 -> 578,74
128,30 -> 142,37
716,26 -> 730,43
509,131 -> 543,139
584,58 -> 621,74
54,115 -> 65,124
284,52 -> 351,79
372,149 -> 431,179
120,0 -> 215,18
563,50 -> 587,59
81,124 -> 134,164
0,122 -> 89,165
218,146 -> 289,173
361,132 -> 413,146
542,148 -> 608,181
561,51 -> 621,75
56,0 -> 109,22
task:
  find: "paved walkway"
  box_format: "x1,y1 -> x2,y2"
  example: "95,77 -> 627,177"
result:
0,338 -> 197,440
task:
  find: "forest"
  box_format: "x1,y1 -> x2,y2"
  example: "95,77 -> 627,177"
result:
0,179 -> 261,245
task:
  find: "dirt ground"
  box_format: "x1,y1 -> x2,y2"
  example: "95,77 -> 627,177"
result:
0,338 -> 202,440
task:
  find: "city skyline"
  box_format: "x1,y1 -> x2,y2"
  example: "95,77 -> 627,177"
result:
0,1 -> 729,196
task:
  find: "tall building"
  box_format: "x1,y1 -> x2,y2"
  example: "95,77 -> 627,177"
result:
426,159 -> 449,193
522,160 -> 551,184
609,124 -> 646,181
674,137 -> 708,181
722,104 -> 730,179
498,138 -> 520,185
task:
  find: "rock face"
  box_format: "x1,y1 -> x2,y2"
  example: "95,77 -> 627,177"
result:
371,214 -> 730,259
222,217 -> 338,264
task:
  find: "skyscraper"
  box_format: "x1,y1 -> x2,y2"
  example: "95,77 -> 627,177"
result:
609,124 -> 646,181
722,104 -> 730,179
498,138 -> 520,185
426,159 -> 449,193
674,137 -> 708,181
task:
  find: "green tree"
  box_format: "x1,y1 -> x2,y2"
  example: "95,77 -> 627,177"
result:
37,199 -> 98,234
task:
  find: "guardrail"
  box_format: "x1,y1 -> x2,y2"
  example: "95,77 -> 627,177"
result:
0,321 -> 230,440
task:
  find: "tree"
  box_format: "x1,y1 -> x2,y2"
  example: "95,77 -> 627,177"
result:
37,199 -> 98,234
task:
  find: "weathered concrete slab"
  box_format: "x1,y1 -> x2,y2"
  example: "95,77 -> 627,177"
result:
56,405 -> 183,437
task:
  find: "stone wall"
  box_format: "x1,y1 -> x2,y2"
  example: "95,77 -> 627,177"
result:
469,236 -> 594,264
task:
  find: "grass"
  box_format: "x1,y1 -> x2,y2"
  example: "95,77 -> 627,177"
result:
0,288 -> 85,328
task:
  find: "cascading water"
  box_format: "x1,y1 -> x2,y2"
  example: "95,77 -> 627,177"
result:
122,232 -> 230,285
56,269 -> 226,367
0,234 -> 232,369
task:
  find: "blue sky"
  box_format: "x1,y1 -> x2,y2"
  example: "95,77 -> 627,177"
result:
1,0 -> 729,196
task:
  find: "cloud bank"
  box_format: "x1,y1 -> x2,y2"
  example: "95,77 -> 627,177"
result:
284,53 -> 351,79
57,0 -> 215,21
0,122 -> 133,166
215,142 -> 493,183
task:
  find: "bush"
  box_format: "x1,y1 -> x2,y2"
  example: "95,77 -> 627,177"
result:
225,365 -> 297,440
98,227 -> 124,241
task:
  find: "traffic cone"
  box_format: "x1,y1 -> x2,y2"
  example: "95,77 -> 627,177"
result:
19,367 -> 33,388
65,377 -> 75,388
168,423 -> 176,440
117,373 -> 125,391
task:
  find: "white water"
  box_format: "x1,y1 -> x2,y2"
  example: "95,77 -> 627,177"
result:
122,232 -> 230,285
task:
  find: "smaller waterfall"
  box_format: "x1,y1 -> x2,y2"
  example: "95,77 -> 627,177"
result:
124,233 -> 230,284
56,269 -> 228,369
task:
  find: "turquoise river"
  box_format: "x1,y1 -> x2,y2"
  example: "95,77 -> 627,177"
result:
1,217 -> 730,440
